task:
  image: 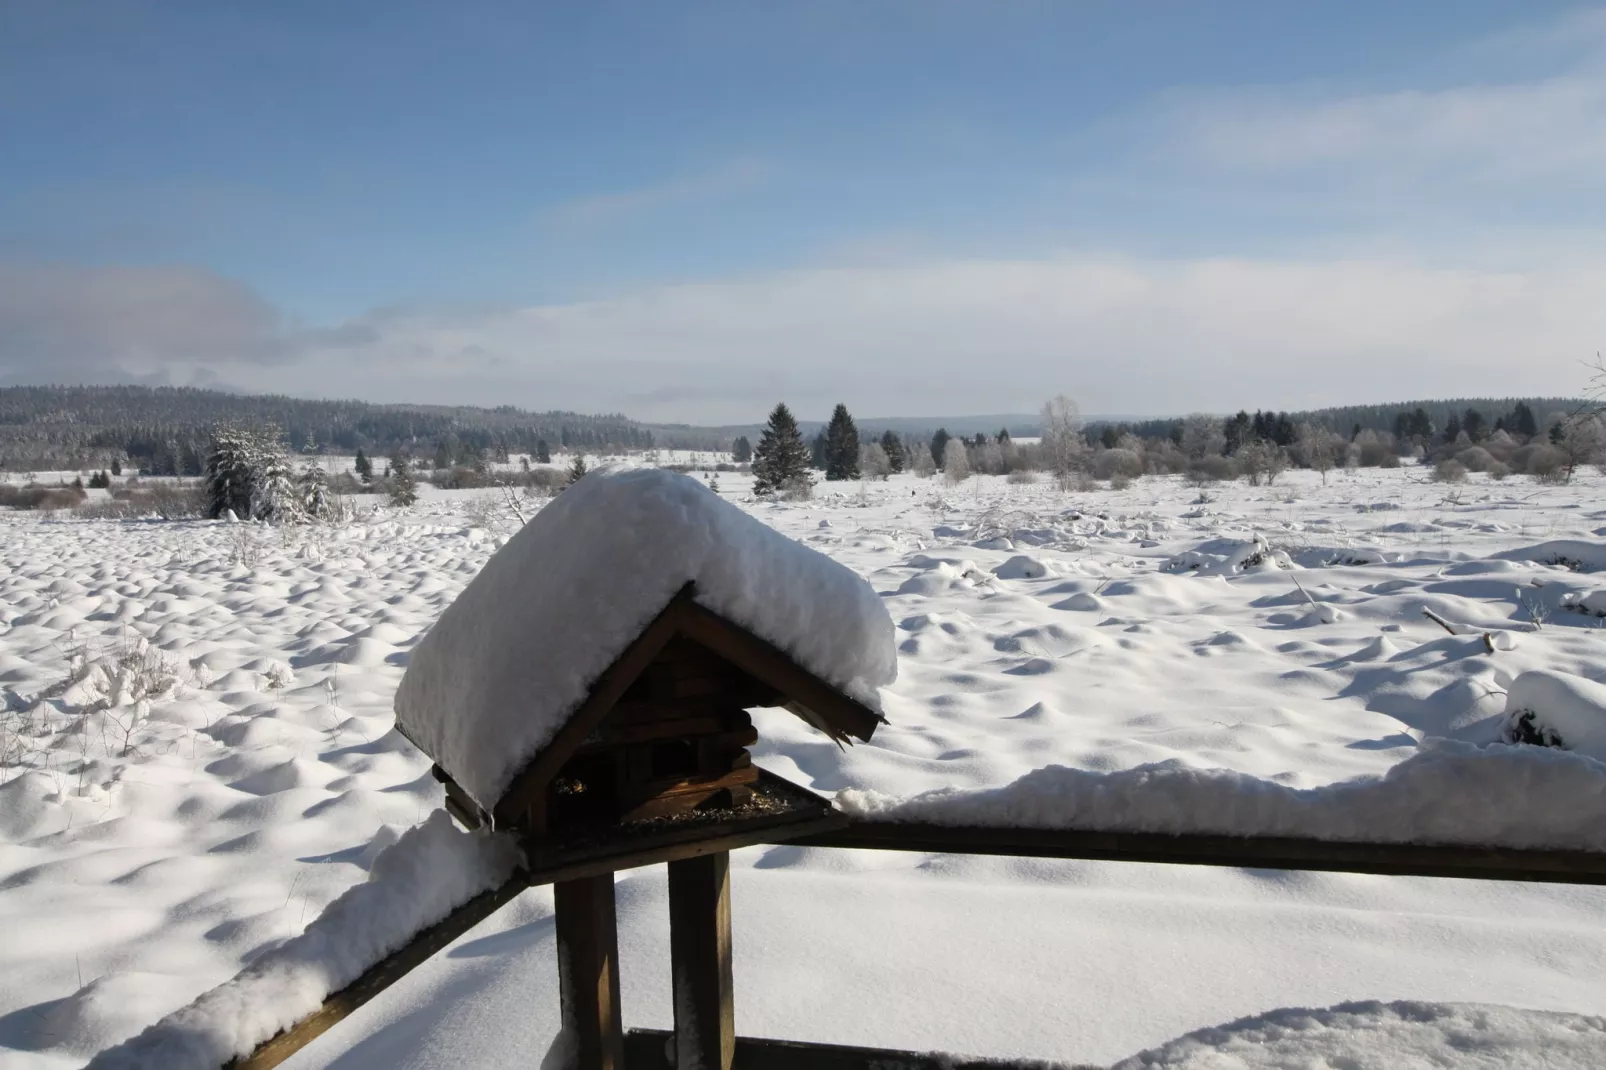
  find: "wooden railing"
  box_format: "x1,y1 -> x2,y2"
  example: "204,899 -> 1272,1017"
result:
228,817 -> 1606,1069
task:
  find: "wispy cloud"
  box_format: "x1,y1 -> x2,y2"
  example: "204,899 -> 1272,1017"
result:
226,252 -> 1606,421
538,158 -> 771,229
1153,9 -> 1606,190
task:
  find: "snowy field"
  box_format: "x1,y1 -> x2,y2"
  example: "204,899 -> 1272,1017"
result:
4,466 -> 1606,1068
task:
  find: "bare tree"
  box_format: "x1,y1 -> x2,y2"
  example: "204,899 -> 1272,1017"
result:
943,437 -> 971,483
911,440 -> 938,478
860,442 -> 892,481
1040,395 -> 1086,490
1298,423 -> 1337,485
1180,414 -> 1225,460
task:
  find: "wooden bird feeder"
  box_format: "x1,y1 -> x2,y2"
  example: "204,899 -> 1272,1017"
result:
417,582 -> 885,1070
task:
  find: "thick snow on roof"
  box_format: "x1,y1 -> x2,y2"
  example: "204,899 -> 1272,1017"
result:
395,466 -> 897,810
839,740 -> 1606,852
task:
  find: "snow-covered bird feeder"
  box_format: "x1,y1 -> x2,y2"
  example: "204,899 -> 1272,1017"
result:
395,465 -> 893,856
393,467 -> 895,1067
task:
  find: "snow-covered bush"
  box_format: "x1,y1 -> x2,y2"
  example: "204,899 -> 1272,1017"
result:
1455,446 -> 1495,473
1501,670 -> 1606,762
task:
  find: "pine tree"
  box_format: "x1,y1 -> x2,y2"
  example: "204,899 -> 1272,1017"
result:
110,457 -> 122,477
751,403 -> 812,496
929,428 -> 951,467
880,429 -> 906,473
567,453 -> 589,484
388,450 -> 418,506
204,425 -> 257,520
810,431 -> 828,471
300,455 -> 334,521
823,403 -> 860,481
250,428 -> 303,523
731,436 -> 753,463
536,439 -> 551,464
354,448 -> 373,485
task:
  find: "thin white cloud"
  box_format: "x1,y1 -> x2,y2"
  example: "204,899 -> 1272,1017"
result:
223,253 -> 1606,422
1155,8 -> 1606,189
1169,77 -> 1606,184
538,158 -> 770,229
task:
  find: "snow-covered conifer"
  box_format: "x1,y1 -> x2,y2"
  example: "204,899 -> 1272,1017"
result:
752,403 -> 812,496
823,403 -> 861,481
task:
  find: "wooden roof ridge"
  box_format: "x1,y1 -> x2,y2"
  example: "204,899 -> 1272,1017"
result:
485,582 -> 884,830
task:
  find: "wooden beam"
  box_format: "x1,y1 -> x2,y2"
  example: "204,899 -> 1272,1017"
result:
789,821 -> 1606,885
555,873 -> 625,1070
492,590 -> 689,830
228,871 -> 529,1069
668,851 -> 736,1070
673,599 -> 883,743
622,1029 -> 1103,1070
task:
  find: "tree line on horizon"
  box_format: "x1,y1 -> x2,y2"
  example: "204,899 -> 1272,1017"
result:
741,391 -> 1606,497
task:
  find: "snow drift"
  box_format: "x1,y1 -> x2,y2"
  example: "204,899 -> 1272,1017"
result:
395,465 -> 898,810
839,740 -> 1606,851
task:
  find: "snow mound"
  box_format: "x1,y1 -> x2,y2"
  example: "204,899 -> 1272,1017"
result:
838,740 -> 1606,851
1112,1000 -> 1606,1069
395,466 -> 897,810
1503,670 -> 1606,761
38,972 -> 195,1056
1162,534 -> 1279,577
1492,540 -> 1606,573
991,554 -> 1053,580
88,811 -> 520,1070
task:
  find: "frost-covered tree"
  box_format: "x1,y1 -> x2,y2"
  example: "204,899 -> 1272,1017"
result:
388,449 -> 418,507
1298,423 -> 1337,484
300,455 -> 335,521
943,437 -> 970,483
1040,395 -> 1087,489
860,442 -> 891,480
249,429 -> 302,523
1180,415 -> 1226,460
203,425 -> 258,520
823,403 -> 860,481
752,403 -> 812,496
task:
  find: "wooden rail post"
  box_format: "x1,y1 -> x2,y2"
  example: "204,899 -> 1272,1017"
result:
667,850 -> 735,1070
554,873 -> 625,1070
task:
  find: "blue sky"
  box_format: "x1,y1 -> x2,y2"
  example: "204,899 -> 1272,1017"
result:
3,1 -> 1605,422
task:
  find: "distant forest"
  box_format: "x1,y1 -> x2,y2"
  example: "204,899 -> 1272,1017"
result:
0,384 -> 1588,474
1084,397 -> 1586,444
0,386 -> 655,473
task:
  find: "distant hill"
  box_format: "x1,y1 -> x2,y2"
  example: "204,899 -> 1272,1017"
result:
2,384 -> 1588,473
0,385 -> 653,473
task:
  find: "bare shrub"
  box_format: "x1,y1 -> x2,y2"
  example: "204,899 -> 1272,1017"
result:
1432,459 -> 1468,483
1187,455 -> 1237,485
1455,446 -> 1495,473
1109,472 -> 1132,491
1092,448 -> 1142,481
1488,461 -> 1511,480
1006,469 -> 1038,485
1237,440 -> 1286,486
0,484 -> 86,510
779,474 -> 814,501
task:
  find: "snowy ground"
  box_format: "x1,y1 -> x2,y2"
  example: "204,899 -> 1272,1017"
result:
3,466 -> 1606,1068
